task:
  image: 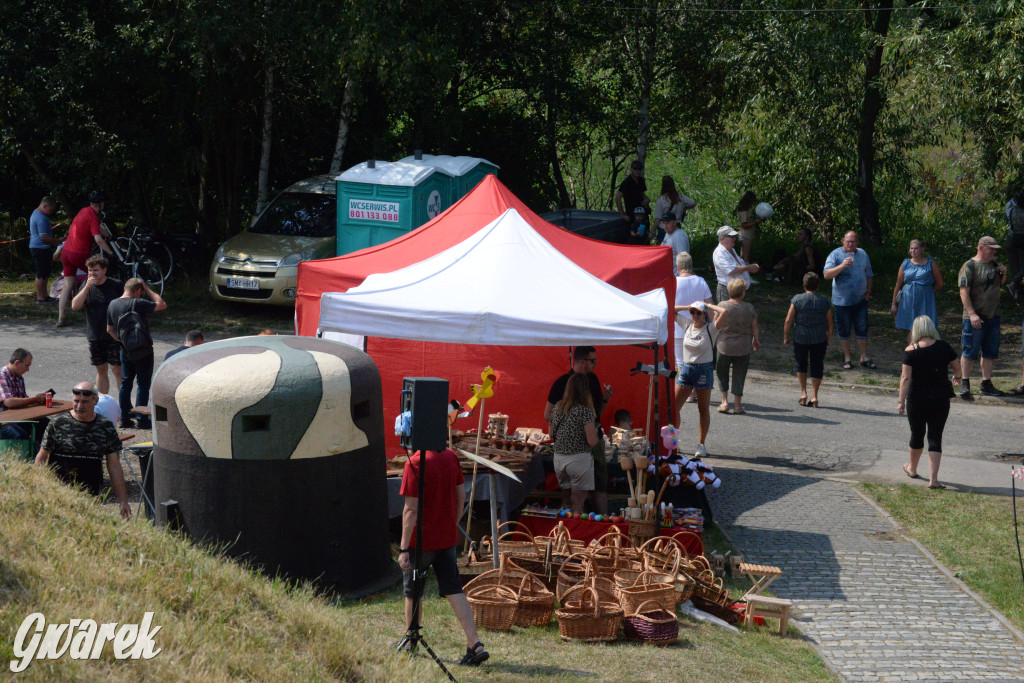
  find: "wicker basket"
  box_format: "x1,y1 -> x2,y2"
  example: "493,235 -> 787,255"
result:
497,530 -> 539,560
560,575 -> 619,606
671,571 -> 696,604
588,527 -> 633,550
547,523 -> 586,561
680,554 -> 713,578
691,595 -> 742,624
466,584 -> 518,631
457,537 -> 494,581
613,567 -> 674,593
619,571 -> 678,615
623,599 -> 679,645
513,572 -> 555,627
627,518 -> 658,546
555,552 -> 593,601
639,536 -> 683,576
555,586 -> 624,642
589,545 -> 641,577
692,571 -> 729,607
506,542 -> 558,591
463,554 -> 533,595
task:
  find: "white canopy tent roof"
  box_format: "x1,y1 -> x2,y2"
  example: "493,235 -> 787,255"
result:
318,208 -> 668,346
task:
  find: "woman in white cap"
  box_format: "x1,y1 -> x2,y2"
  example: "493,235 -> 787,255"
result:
674,300 -> 728,458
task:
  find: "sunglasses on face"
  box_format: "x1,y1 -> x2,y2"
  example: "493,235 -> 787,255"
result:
72,388 -> 96,397
691,310 -> 704,316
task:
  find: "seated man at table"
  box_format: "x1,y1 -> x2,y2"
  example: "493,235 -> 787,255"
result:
0,348 -> 47,442
34,381 -> 131,519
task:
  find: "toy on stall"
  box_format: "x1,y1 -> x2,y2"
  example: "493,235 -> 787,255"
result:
462,366 -> 501,551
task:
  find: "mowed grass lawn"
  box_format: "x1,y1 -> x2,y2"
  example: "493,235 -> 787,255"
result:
1,452 -> 836,682
863,483 -> 1024,632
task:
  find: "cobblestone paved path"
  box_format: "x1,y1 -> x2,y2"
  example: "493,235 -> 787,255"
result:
710,467 -> 1024,682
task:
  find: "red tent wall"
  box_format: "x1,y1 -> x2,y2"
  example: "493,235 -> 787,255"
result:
295,175 -> 677,455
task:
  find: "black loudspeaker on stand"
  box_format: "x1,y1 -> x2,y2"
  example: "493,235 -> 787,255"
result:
395,378 -> 457,681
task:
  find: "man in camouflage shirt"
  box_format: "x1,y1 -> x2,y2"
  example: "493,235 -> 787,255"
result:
34,381 -> 131,519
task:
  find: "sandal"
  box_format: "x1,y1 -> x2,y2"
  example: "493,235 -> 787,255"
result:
903,463 -> 921,480
860,359 -> 878,370
928,483 -> 947,490
1008,385 -> 1024,397
459,641 -> 489,666
809,399 -> 819,408
841,361 -> 853,370
798,397 -> 808,406
733,408 -> 746,415
717,404 -> 730,414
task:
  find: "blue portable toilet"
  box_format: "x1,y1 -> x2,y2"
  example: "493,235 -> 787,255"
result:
335,160 -> 453,256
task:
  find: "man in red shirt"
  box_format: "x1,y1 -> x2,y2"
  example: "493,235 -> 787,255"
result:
398,447 -> 488,666
58,191 -> 115,328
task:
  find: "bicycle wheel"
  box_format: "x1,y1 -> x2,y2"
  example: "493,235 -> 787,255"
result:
133,257 -> 166,295
147,240 -> 175,282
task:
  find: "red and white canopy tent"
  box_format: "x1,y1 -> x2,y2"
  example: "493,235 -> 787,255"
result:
295,175 -> 676,456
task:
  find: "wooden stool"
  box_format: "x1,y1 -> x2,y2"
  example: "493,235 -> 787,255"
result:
738,562 -> 782,596
744,595 -> 792,635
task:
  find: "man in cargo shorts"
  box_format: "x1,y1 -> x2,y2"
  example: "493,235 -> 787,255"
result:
544,345 -> 612,514
958,236 -> 1007,399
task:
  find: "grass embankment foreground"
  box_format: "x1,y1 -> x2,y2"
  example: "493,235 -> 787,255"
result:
863,483 -> 1024,632
0,453 -> 836,682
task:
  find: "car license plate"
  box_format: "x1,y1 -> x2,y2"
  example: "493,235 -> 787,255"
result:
226,277 -> 260,290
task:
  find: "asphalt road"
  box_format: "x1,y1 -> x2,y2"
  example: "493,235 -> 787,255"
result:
3,318 -> 1021,492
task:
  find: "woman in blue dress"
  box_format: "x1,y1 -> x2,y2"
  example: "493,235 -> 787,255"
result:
890,239 -> 943,340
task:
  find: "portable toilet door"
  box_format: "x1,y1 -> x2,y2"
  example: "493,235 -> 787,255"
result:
335,160 -> 452,256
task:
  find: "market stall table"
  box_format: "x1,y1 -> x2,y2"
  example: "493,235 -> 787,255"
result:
0,400 -> 73,422
386,451 -> 545,520
517,513 -> 703,556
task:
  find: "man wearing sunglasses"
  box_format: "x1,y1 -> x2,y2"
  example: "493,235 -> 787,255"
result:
34,381 -> 131,519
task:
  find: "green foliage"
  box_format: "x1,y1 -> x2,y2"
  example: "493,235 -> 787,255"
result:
1,0 -> 1022,254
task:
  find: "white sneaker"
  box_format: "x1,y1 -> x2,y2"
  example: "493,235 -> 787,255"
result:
694,444 -> 707,458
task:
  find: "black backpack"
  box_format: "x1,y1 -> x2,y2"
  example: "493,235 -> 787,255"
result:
116,299 -> 152,358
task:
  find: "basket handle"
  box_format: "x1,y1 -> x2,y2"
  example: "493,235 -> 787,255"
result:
577,585 -> 600,618
591,530 -> 632,549
498,520 -> 534,538
498,530 -> 536,543
633,599 -> 667,615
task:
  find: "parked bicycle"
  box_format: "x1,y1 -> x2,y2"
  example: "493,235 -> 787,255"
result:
99,220 -> 167,294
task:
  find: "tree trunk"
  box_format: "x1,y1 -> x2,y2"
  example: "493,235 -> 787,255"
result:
20,145 -> 73,215
329,78 -> 354,175
256,60 -> 274,217
546,104 -> 571,208
856,1 -> 893,246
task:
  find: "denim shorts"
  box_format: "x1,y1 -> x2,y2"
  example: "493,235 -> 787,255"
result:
676,361 -> 714,389
961,316 -> 1000,361
834,300 -> 868,340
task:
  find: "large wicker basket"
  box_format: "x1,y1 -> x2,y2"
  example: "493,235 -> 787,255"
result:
613,567 -> 674,593
619,571 -> 678,615
497,530 -> 539,560
692,571 -> 730,607
623,599 -> 679,645
506,543 -> 558,591
466,584 -> 518,631
627,518 -> 658,546
672,571 -> 696,604
560,575 -> 619,606
513,572 -> 555,627
589,545 -> 641,578
463,554 -> 533,595
555,552 -> 593,601
639,536 -> 683,576
555,585 -> 624,642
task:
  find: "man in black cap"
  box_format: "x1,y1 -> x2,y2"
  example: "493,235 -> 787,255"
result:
615,160 -> 650,234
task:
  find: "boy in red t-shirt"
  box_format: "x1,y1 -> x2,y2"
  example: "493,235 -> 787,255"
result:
398,448 -> 488,666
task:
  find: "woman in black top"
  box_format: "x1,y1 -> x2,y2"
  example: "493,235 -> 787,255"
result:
897,315 -> 962,489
